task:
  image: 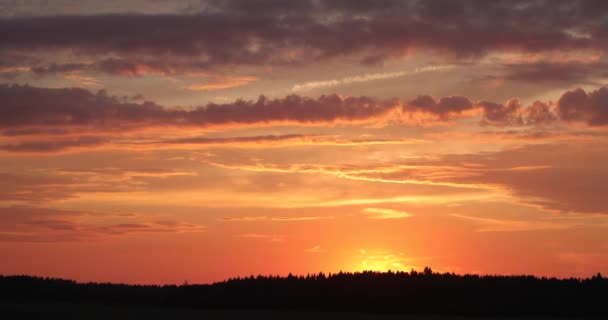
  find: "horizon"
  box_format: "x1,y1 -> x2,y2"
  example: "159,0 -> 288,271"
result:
2,267 -> 606,286
1,0 -> 608,285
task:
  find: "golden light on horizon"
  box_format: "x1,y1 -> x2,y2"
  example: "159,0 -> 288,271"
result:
350,249 -> 419,273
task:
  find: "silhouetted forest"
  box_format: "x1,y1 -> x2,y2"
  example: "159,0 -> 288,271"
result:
1,268 -> 607,316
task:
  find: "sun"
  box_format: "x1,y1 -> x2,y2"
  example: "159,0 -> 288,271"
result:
351,249 -> 417,272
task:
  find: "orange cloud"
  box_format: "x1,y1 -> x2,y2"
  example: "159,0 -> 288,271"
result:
0,206 -> 205,242
207,161 -> 491,189
186,76 -> 259,91
305,245 -> 326,253
239,233 -> 284,242
222,216 -> 331,222
143,134 -> 426,150
361,208 -> 413,219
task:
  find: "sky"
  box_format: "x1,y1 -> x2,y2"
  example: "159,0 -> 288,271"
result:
1,0 -> 608,284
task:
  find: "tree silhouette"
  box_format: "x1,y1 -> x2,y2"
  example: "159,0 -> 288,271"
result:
1,269 -> 607,316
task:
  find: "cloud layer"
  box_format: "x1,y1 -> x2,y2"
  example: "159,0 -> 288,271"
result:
0,206 -> 204,242
0,84 -> 399,132
1,0 -> 608,76
2,84 -> 608,153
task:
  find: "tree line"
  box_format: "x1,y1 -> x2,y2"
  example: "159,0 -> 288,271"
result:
1,268 -> 606,316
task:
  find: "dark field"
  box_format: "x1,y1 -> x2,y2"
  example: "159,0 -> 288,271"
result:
0,303 -> 586,320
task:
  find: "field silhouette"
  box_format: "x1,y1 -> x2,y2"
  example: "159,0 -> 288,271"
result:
1,268 -> 606,317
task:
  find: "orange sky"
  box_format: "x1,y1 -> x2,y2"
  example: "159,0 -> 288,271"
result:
1,0 -> 608,284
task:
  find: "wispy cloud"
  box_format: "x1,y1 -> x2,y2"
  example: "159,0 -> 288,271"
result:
222,216 -> 331,222
291,65 -> 454,92
239,233 -> 283,242
305,245 -> 326,253
0,206 -> 205,243
271,216 -> 328,221
362,208 -> 413,219
208,161 -> 490,189
451,213 -> 567,232
64,73 -> 102,88
185,76 -> 259,91
149,134 -> 425,149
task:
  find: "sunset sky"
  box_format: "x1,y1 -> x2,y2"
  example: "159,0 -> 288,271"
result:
1,0 -> 608,284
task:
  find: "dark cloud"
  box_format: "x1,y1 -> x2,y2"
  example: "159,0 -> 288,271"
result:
2,128 -> 73,136
338,142 -> 608,214
2,84 -> 607,148
478,98 -> 563,127
28,58 -> 206,77
0,136 -> 106,152
478,99 -> 524,127
503,61 -> 608,84
1,0 -> 607,75
156,134 -> 309,145
0,171 -> 132,204
0,84 -> 167,129
405,94 -> 560,127
557,86 -> 608,126
0,84 -> 399,131
0,206 -> 205,242
0,168 -> 197,203
0,173 -> 77,203
406,95 -> 474,119
437,143 -> 608,214
524,101 -> 558,125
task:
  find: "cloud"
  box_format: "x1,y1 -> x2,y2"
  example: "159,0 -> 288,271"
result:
221,215 -> 330,222
361,208 -> 413,219
221,216 -> 268,222
0,172 -> 84,204
451,213 -> 608,232
2,83 -> 607,153
0,136 -> 107,152
428,128 -> 608,146
304,245 -> 326,253
1,1 -> 607,76
0,168 -> 197,205
557,86 -> 608,126
149,134 -> 425,149
29,58 -> 185,78
0,132 -> 425,154
292,71 -> 407,92
208,161 -> 489,190
291,66 -> 453,92
503,61 -> 608,84
402,87 -> 608,127
209,139 -> 608,214
0,84 -> 399,132
524,101 -> 559,126
478,99 -> 524,127
270,216 -> 328,221
95,221 -> 205,236
0,206 -> 205,242
50,168 -> 197,178
405,95 -> 474,120
410,142 -> 608,214
185,76 -> 259,91
155,134 -> 311,146
478,99 -> 559,127
450,213 -> 567,232
239,233 -> 283,242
